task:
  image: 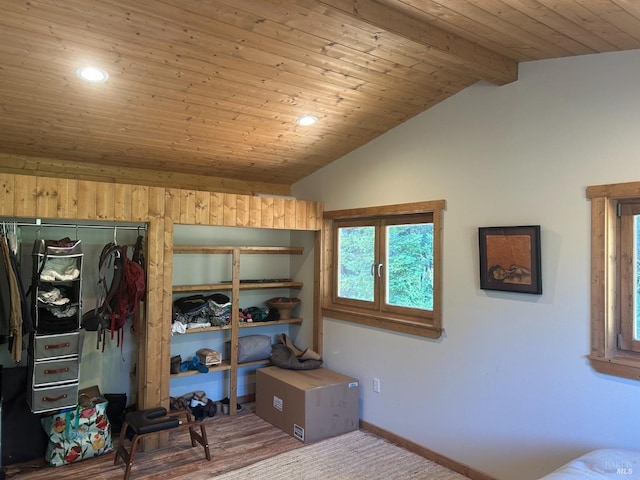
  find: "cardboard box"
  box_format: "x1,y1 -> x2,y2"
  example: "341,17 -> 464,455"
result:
256,366 -> 360,443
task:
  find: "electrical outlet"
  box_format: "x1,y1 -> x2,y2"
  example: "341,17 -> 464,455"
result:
373,377 -> 381,393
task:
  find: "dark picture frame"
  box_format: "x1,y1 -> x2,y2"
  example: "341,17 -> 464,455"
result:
478,225 -> 542,294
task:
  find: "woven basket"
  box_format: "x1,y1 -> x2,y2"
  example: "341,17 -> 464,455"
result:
265,297 -> 300,320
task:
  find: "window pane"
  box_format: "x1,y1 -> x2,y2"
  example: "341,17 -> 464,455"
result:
337,226 -> 375,301
386,222 -> 433,310
633,215 -> 640,340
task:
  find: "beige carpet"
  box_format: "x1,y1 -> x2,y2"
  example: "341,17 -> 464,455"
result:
211,430 -> 469,480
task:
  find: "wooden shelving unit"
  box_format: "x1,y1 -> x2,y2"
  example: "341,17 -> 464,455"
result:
171,244 -> 304,415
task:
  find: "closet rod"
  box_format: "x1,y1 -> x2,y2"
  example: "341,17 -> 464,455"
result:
2,221 -> 146,231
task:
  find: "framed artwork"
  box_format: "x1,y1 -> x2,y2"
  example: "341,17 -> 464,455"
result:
478,225 -> 542,294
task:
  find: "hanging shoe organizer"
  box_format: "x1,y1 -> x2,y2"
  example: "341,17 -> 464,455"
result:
27,238 -> 84,414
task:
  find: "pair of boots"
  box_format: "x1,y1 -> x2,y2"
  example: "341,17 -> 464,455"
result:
280,333 -> 321,360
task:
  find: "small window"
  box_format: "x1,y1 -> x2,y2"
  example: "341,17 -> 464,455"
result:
588,182 -> 640,380
618,203 -> 640,353
323,201 -> 444,338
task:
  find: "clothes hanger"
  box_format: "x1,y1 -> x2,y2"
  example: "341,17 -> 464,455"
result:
7,221 -> 18,255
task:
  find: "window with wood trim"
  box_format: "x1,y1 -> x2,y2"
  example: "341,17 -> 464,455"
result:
588,181 -> 640,380
618,203 -> 640,353
322,201 -> 444,338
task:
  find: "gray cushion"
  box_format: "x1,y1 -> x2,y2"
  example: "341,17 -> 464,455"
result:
237,335 -> 272,363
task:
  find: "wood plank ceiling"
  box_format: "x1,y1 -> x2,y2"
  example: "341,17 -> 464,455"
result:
1,1 -> 639,195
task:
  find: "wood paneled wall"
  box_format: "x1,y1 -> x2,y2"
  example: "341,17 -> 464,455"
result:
0,173 -> 322,434
0,154 -> 294,197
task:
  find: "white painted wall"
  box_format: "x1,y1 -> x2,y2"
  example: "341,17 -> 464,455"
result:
292,49 -> 640,480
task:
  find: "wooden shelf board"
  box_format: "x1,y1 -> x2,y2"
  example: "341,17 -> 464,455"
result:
181,324 -> 231,333
173,245 -> 303,255
238,359 -> 271,368
238,281 -> 303,289
169,359 -> 273,378
240,318 -> 303,328
173,284 -> 232,293
173,281 -> 303,293
177,317 -> 302,335
170,361 -> 231,377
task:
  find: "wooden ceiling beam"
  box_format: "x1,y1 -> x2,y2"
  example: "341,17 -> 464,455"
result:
316,0 -> 518,85
0,153 -> 292,196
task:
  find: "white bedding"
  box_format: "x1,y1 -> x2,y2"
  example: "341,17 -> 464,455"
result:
539,449 -> 640,479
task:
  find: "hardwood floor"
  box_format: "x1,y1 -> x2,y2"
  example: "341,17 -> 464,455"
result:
4,403 -> 304,480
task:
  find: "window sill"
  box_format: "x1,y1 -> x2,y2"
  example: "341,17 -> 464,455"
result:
589,354 -> 640,381
322,306 -> 442,339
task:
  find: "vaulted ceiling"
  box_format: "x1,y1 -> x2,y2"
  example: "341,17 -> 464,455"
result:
1,1 -> 639,195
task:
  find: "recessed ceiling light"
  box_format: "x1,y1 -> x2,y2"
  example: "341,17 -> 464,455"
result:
76,66 -> 109,83
296,115 -> 318,126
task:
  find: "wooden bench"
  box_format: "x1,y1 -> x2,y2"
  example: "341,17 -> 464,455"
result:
114,407 -> 211,480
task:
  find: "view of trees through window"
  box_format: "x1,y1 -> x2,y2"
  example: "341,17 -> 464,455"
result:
337,226 -> 374,301
386,223 -> 434,310
337,222 -> 434,310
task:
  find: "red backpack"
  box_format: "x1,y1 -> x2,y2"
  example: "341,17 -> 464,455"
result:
111,244 -> 145,344
83,242 -> 145,350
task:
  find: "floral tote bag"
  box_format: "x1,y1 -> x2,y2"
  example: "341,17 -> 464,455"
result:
40,396 -> 113,466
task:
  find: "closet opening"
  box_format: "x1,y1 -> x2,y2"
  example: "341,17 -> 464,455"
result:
1,218 -> 147,407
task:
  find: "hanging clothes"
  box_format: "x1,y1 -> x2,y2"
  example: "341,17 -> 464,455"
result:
0,234 -> 12,339
1,233 -> 22,361
0,228 -> 32,362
